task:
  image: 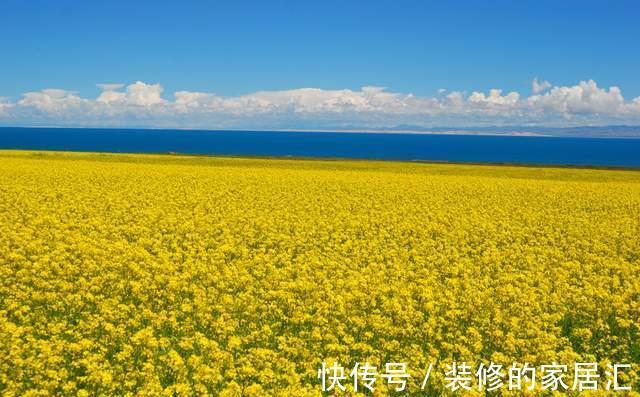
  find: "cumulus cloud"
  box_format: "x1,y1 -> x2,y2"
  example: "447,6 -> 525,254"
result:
97,81 -> 165,106
17,89 -> 88,113
527,80 -> 626,115
97,84 -> 127,104
468,89 -> 520,106
126,81 -> 165,106
2,78 -> 640,128
174,91 -> 221,111
532,77 -> 552,94
0,97 -> 12,113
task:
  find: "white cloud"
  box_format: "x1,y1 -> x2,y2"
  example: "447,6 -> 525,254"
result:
172,86 -> 413,115
468,89 -> 520,106
97,84 -> 127,104
17,89 -> 87,113
125,81 -> 165,107
96,81 -> 165,107
0,100 -> 12,117
0,97 -> 12,111
174,91 -> 221,111
532,77 -> 552,94
444,91 -> 465,107
527,80 -> 625,114
2,79 -> 640,128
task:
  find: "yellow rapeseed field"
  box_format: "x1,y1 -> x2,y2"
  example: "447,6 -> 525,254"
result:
0,150 -> 639,396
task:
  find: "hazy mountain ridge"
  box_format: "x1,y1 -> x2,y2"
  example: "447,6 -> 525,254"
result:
377,125 -> 640,137
2,125 -> 640,138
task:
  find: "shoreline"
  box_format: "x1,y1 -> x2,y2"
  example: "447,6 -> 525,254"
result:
2,148 -> 640,172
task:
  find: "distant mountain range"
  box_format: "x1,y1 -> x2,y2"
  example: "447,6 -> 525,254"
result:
270,124 -> 640,137
320,125 -> 634,138
379,125 -> 640,138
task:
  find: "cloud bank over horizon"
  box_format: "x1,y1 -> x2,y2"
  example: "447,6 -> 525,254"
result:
2,79 -> 640,130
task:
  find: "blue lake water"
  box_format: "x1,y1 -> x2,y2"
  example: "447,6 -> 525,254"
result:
0,127 -> 639,167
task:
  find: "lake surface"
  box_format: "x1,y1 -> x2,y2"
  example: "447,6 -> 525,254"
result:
1,127 -> 639,167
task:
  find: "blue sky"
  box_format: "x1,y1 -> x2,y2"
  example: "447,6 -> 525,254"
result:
1,0 -> 640,129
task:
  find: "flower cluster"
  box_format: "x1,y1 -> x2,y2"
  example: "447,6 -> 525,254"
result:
0,150 -> 639,396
